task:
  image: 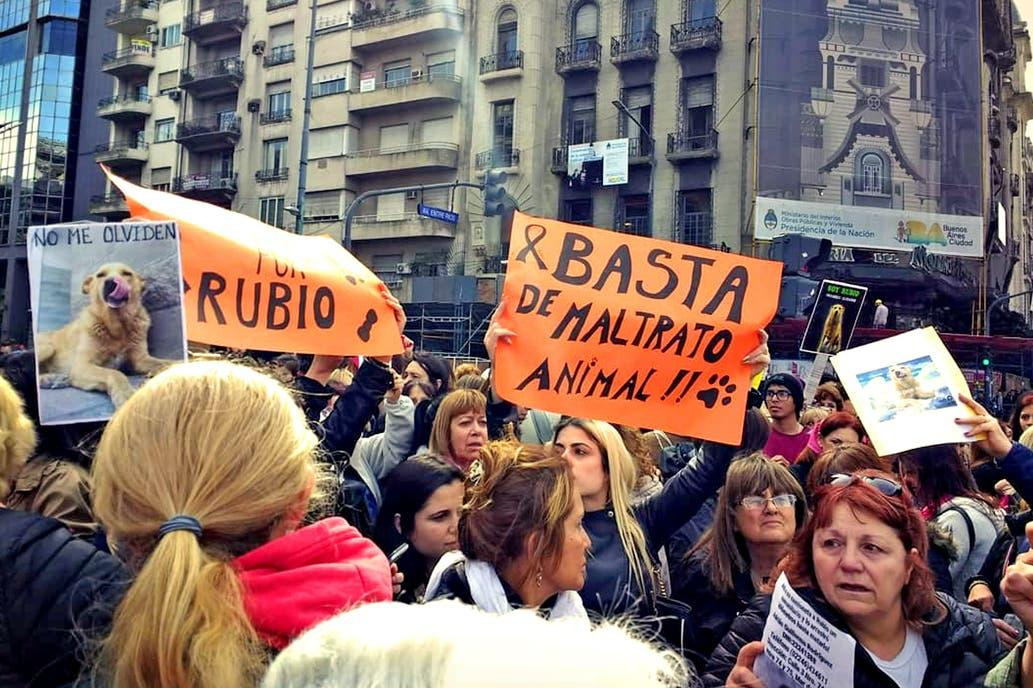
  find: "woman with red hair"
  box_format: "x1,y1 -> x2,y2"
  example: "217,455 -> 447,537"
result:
704,470 -> 1002,688
792,412 -> 868,485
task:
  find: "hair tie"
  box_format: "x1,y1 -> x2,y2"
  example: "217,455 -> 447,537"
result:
157,515 -> 203,539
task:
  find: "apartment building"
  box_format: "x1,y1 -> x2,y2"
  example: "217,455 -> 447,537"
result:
93,0 -> 473,299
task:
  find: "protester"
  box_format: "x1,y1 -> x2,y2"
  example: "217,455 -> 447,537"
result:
261,600 -> 691,688
427,389 -> 488,472
990,522 -> 1033,686
793,411 -> 868,476
813,382 -> 845,412
1010,392 -> 1033,445
708,470 -> 1003,688
374,454 -> 464,603
0,370 -> 127,686
424,440 -> 589,619
91,361 -> 392,688
761,373 -> 809,463
404,379 -> 437,405
674,454 -> 807,668
897,444 -> 1009,600
405,352 -> 454,397
452,362 -> 482,381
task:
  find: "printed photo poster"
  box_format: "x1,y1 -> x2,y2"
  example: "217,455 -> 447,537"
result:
495,212 -> 782,445
799,280 -> 868,355
27,221 -> 187,425
756,574 -> 856,688
831,327 -> 978,456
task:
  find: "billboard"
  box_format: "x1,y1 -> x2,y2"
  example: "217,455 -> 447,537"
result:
567,138 -> 629,186
755,0 -> 984,255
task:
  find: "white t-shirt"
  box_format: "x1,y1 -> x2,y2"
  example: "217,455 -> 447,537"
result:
867,628 -> 928,688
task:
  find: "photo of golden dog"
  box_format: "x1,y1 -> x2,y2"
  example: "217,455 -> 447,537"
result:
889,364 -> 935,402
817,304 -> 845,354
36,262 -> 176,408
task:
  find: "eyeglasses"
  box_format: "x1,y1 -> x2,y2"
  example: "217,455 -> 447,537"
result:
827,473 -> 903,497
740,494 -> 798,510
765,389 -> 792,401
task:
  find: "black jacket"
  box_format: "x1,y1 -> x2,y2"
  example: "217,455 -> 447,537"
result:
999,443 -> 1033,506
295,359 -> 394,457
0,509 -> 127,687
673,551 -> 757,671
581,440 -> 734,617
703,586 -> 1004,688
424,559 -> 558,614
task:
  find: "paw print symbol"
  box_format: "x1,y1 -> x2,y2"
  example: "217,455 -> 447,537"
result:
696,374 -> 737,409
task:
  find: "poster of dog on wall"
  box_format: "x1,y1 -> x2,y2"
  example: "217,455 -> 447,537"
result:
799,280 -> 868,355
27,221 -> 187,425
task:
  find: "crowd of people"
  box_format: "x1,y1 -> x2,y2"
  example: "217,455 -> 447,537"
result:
6,306 -> 1033,688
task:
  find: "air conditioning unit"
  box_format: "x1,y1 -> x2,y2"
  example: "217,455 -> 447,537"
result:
396,262 -> 412,275
145,26 -> 158,41
252,40 -> 266,55
410,68 -> 423,80
167,89 -> 181,101
247,98 -> 261,113
405,190 -> 419,200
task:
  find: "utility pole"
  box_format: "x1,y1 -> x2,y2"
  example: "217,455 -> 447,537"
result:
293,0 -> 319,235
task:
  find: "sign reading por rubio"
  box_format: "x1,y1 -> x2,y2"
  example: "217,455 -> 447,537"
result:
494,213 -> 782,444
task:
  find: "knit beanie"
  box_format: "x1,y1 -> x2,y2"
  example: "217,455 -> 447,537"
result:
763,373 -> 804,418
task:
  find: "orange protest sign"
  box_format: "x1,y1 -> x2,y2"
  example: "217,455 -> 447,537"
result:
105,169 -> 402,356
495,213 -> 782,444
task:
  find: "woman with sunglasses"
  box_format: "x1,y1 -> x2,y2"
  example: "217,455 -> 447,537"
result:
674,454 -> 807,670
706,470 -> 1003,688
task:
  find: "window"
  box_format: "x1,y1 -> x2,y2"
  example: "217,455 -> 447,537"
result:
682,76 -> 714,136
309,127 -> 347,158
313,63 -> 346,97
859,60 -> 885,88
677,189 -> 712,246
564,198 -> 592,225
379,123 -> 409,151
263,138 -> 288,171
260,196 -> 285,228
621,85 -> 652,154
268,89 -> 291,115
567,95 -> 595,144
160,23 -> 181,48
427,51 -> 454,78
493,100 -> 514,155
421,117 -> 453,144
158,70 -> 179,95
859,152 -> 885,194
39,18 -> 76,55
154,118 -> 174,143
686,0 -> 715,21
826,57 -> 835,90
497,8 -> 517,54
626,0 -> 654,38
385,59 -> 412,87
573,2 -> 598,42
372,254 -> 404,286
150,167 -> 171,192
909,67 -> 917,99
377,192 -> 406,221
620,195 -> 651,236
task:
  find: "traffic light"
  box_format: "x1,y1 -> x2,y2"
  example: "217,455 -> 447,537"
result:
769,235 -> 832,275
979,349 -> 992,370
483,169 -> 508,217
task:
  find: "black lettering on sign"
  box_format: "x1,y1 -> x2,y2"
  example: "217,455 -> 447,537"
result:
552,232 -> 594,285
678,255 -> 716,310
198,272 -> 227,324
515,224 -> 548,269
550,302 -> 592,341
516,358 -> 551,391
590,244 -> 632,294
701,266 -> 749,324
266,282 -> 291,330
235,278 -> 261,327
314,287 -> 334,328
703,329 -> 733,363
636,249 -> 677,299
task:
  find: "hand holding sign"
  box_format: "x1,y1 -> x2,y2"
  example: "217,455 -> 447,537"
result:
727,642 -> 767,688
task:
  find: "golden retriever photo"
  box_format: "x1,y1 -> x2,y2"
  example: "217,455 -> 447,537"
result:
889,363 -> 935,402
28,222 -> 186,424
817,304 -> 845,354
855,356 -> 956,425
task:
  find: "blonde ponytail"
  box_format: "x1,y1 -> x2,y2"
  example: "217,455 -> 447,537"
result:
92,360 -> 328,688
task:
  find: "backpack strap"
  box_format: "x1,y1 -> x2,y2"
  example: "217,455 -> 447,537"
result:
941,504 -> 976,556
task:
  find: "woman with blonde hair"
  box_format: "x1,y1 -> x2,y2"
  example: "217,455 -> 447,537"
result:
91,361 -> 392,688
427,389 -> 488,472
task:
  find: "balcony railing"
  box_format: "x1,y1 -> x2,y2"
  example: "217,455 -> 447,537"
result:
97,94 -> 152,113
627,137 -> 653,159
105,0 -> 157,27
95,140 -> 149,154
181,57 -> 245,89
260,109 -> 292,124
610,31 -> 660,63
176,114 -> 241,139
677,211 -> 713,246
618,215 -> 651,236
264,45 -> 294,67
551,146 -> 567,172
255,167 -> 289,182
667,130 -> 719,158
173,173 -> 238,193
102,44 -> 154,67
670,17 -> 722,53
347,3 -> 464,31
267,0 -> 296,10
475,148 -> 520,170
479,50 -> 523,74
556,40 -> 601,73
183,2 -> 247,33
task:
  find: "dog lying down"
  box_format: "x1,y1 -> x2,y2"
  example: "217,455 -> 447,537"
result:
36,262 -> 178,408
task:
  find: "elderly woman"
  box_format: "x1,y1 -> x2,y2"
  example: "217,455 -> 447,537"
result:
674,454 -> 807,669
706,470 -> 1002,688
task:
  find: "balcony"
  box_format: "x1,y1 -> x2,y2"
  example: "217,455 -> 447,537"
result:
89,194 -> 129,219
105,1 -> 158,35
349,73 -> 462,113
479,51 -> 523,81
610,31 -> 659,65
175,115 -> 241,152
183,2 -> 247,46
666,130 -> 719,162
676,211 -> 713,246
628,138 -> 652,165
670,17 -> 722,53
94,140 -> 149,167
551,146 -> 567,174
345,142 -> 459,177
260,109 -> 292,125
255,167 -> 289,183
173,173 -> 237,206
351,213 -> 457,242
267,0 -> 296,11
264,45 -> 294,67
101,44 -> 155,80
97,94 -> 152,122
346,4 -> 464,49
556,40 -> 601,75
475,148 -> 520,171
180,57 -> 244,98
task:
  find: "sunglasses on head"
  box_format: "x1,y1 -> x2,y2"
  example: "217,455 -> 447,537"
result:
827,473 -> 903,497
